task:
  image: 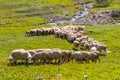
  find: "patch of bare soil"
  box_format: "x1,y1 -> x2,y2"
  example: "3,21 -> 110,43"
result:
75,10 -> 120,25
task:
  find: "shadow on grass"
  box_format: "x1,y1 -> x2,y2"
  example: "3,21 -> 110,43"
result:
7,62 -> 62,66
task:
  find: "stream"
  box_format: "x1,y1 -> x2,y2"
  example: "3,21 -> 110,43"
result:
49,4 -> 90,25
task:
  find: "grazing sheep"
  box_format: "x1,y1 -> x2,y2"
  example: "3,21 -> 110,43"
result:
76,36 -> 88,42
80,40 -> 88,50
49,49 -> 62,64
61,50 -> 71,63
27,50 -> 37,56
96,44 -> 107,52
31,51 -> 49,64
25,31 -> 31,36
83,42 -> 90,50
73,40 -> 79,50
59,31 -> 67,39
78,25 -> 85,31
35,49 -> 51,53
70,51 -> 88,63
67,33 -> 77,42
88,51 -> 100,63
74,51 -> 84,63
76,33 -> 83,38
36,29 -> 43,36
90,46 -> 97,52
31,52 -> 43,64
29,29 -> 37,36
76,51 -> 90,63
10,49 -> 32,65
69,51 -> 77,61
8,55 -> 14,64
54,30 -> 61,38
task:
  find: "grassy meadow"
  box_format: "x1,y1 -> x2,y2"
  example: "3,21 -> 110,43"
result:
0,0 -> 120,80
0,25 -> 120,80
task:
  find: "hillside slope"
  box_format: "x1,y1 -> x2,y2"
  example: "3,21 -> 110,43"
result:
0,0 -> 120,80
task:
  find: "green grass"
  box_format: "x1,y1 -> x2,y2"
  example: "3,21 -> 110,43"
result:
0,0 -> 82,28
91,0 -> 120,12
0,25 -> 120,80
0,0 -> 120,80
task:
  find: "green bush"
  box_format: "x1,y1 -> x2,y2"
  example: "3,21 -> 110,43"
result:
94,0 -> 110,7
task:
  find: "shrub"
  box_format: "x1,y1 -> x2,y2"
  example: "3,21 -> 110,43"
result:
94,0 -> 111,7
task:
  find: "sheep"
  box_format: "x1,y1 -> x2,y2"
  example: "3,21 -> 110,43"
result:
78,25 -> 85,31
27,50 -> 37,56
67,33 -> 77,43
35,49 -> 52,53
25,31 -> 31,36
87,51 -> 100,63
96,44 -> 107,52
50,28 -> 55,34
61,50 -> 71,63
59,31 -> 67,39
76,36 -> 88,43
31,51 -> 49,64
36,29 -> 43,36
87,38 -> 94,42
9,49 -> 32,65
69,51 -> 88,63
28,29 -> 37,36
35,49 -> 62,64
76,33 -> 83,38
31,52 -> 43,64
69,51 -> 77,61
49,49 -> 62,64
8,55 -> 14,64
73,51 -> 84,63
54,30 -> 61,38
80,40 -> 89,50
90,46 -> 97,52
73,40 -> 79,50
52,26 -> 61,31
75,51 -> 90,63
83,42 -> 90,50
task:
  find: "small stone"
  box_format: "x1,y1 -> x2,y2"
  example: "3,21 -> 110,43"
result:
37,76 -> 43,80
84,74 -> 88,78
56,74 -> 62,77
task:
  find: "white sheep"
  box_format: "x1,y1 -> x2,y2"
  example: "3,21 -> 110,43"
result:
31,51 -> 49,64
87,51 -> 100,63
9,49 -> 32,65
73,40 -> 79,50
49,49 -> 62,64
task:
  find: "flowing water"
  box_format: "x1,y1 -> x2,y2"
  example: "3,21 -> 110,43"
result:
49,4 -> 90,25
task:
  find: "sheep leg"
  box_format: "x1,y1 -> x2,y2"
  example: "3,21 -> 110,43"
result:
24,59 -> 29,65
65,58 -> 69,63
42,59 -> 46,64
34,59 -> 38,65
58,58 -> 62,64
14,59 -> 18,65
85,58 -> 89,63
